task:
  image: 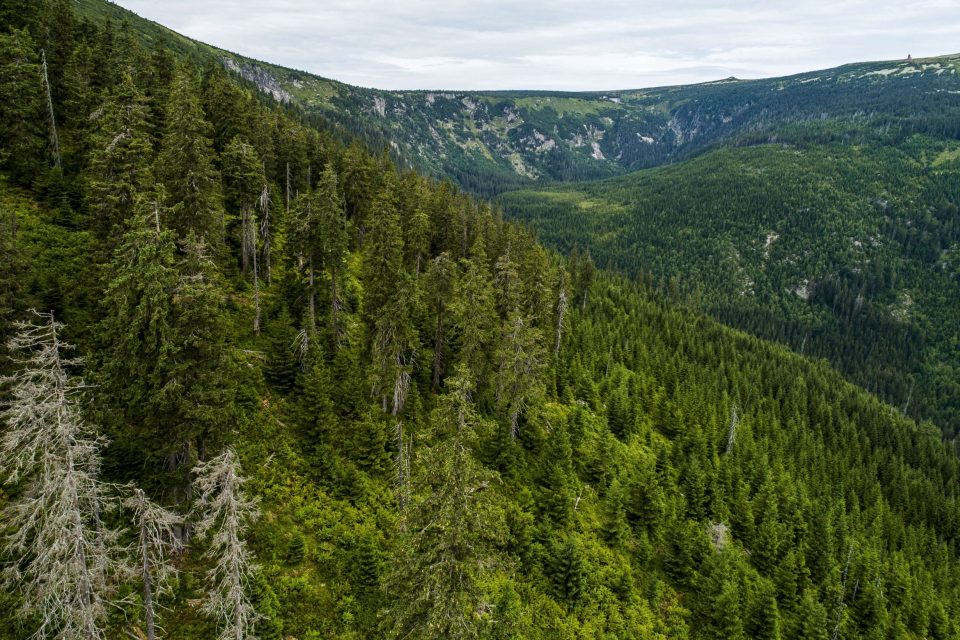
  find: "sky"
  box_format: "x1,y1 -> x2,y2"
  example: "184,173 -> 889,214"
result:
113,0 -> 960,91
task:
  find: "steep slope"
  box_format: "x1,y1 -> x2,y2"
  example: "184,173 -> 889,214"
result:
500,136 -> 960,437
4,170 -> 960,637
76,1 -> 960,194
2,2 -> 960,639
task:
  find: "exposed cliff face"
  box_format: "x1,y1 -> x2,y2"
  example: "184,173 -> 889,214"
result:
221,57 -> 293,104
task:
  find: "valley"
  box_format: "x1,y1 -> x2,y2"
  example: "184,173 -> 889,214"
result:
0,2 -> 959,639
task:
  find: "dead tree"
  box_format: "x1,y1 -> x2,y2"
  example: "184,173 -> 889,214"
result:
0,311 -> 114,639
258,184 -> 271,284
555,288 -> 568,356
40,49 -> 61,172
901,377 -> 914,416
241,205 -> 261,334
193,448 -> 261,640
831,546 -> 854,640
725,404 -> 739,455
124,487 -> 183,640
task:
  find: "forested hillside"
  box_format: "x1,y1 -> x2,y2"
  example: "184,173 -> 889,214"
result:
500,136 -> 960,439
1,2 -> 960,640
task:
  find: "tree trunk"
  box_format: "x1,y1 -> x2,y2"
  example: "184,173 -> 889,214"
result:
142,533 -> 155,640
40,50 -> 61,172
308,259 -> 316,332
432,312 -> 444,390
330,269 -> 340,344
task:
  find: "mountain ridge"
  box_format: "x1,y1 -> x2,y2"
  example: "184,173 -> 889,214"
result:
75,2 -> 960,193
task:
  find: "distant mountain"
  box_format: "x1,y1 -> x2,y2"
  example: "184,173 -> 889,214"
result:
77,2 -> 960,194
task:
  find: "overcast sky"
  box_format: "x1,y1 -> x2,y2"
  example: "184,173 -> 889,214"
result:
113,0 -> 960,91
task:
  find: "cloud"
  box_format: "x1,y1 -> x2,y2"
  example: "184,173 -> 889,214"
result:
114,0 -> 960,90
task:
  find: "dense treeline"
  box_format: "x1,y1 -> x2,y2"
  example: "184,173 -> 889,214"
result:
1,2 -> 960,638
500,138 -> 960,439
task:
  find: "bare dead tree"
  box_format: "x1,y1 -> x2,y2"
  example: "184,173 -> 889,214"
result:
123,488 -> 183,640
193,448 -> 261,640
40,50 -> 61,172
258,184 -> 271,284
831,546 -> 854,640
393,422 -> 412,513
901,377 -> 914,416
725,404 -> 739,455
392,351 -> 413,418
0,311 -> 115,639
241,206 -> 261,335
555,288 -> 568,356
292,326 -> 310,372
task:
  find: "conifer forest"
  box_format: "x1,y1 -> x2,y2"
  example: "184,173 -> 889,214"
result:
1,1 -> 959,638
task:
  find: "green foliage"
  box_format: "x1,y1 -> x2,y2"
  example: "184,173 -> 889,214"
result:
157,65 -> 223,243
2,3 -> 960,639
0,29 -> 46,184
383,369 -> 506,639
502,140 -> 960,436
85,71 -> 154,238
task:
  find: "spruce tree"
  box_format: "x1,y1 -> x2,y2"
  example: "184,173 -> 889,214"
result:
156,65 -> 223,243
0,29 -> 46,184
97,194 -> 180,484
314,163 -> 349,343
98,200 -> 230,498
363,176 -> 418,415
424,252 -> 456,389
222,136 -> 266,331
450,237 -> 498,387
201,61 -> 251,155
289,164 -> 347,344
547,537 -> 586,603
263,305 -> 298,391
494,311 -> 545,437
222,135 -> 264,270
384,366 -> 503,639
86,72 -> 154,238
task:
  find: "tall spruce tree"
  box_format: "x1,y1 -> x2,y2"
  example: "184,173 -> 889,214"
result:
364,174 -> 418,415
97,194 -> 179,485
314,163 -> 349,344
0,29 -> 46,185
450,236 -> 498,388
156,65 -> 223,243
86,71 -> 154,238
384,366 -> 503,639
98,198 -> 230,500
222,136 -> 266,332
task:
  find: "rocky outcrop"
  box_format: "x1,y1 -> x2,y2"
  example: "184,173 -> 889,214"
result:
221,57 -> 292,103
